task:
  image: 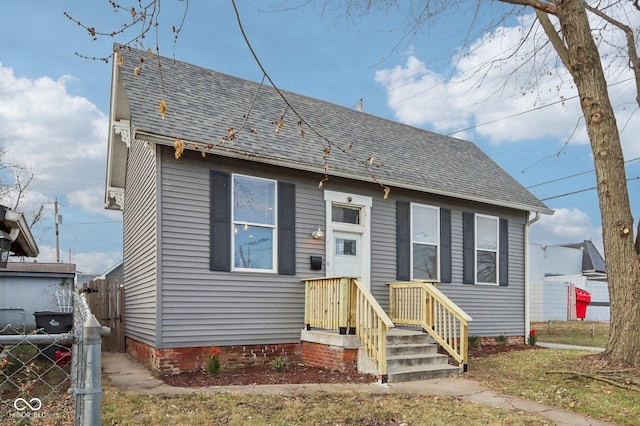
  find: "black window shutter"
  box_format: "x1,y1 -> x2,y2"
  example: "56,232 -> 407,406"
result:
440,209 -> 452,283
396,201 -> 410,281
462,212 -> 475,284
499,218 -> 509,286
278,182 -> 296,275
210,171 -> 231,272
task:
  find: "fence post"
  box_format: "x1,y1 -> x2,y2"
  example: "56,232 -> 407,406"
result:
79,314 -> 102,426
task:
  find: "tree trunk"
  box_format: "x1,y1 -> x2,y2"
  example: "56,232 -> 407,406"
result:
555,0 -> 640,366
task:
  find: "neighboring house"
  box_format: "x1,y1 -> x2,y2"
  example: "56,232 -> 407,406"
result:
98,261 -> 123,286
0,206 -> 77,334
0,263 -> 76,332
75,272 -> 98,288
529,240 -> 609,322
105,47 -> 552,374
0,205 -> 39,263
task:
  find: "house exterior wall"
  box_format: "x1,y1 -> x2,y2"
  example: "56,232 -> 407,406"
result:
529,244 -> 583,280
0,263 -> 75,331
123,139 -> 158,347
158,147 -> 324,349
529,244 -> 610,322
530,276 -> 610,322
155,147 -> 529,350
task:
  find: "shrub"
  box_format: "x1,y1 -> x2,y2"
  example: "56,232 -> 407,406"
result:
495,334 -> 508,345
468,335 -> 480,348
270,357 -> 288,372
207,347 -> 221,376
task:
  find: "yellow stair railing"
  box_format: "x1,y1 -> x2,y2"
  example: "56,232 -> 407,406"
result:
389,281 -> 472,369
302,277 -> 394,377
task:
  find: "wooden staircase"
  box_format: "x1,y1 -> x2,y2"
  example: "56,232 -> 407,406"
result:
303,277 -> 471,382
385,328 -> 461,383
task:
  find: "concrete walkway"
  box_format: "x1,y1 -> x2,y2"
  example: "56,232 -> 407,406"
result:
537,342 -> 605,352
102,351 -> 614,425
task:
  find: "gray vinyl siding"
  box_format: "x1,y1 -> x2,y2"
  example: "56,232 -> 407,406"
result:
368,191 -> 527,337
158,147 -> 325,349
440,209 -> 527,337
155,147 -> 528,348
123,139 -> 158,346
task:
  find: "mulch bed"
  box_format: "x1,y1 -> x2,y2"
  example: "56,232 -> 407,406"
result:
160,364 -> 377,387
160,344 -> 541,388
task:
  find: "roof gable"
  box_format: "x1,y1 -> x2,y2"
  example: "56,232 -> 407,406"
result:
110,46 -> 551,214
562,240 -> 606,275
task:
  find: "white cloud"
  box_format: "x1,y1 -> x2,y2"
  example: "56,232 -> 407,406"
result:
32,244 -> 121,275
0,64 -> 109,195
375,7 -> 640,159
67,186 -> 121,219
0,64 -> 121,269
530,208 -> 603,254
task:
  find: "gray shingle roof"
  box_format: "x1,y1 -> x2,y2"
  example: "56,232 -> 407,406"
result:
115,46 -> 551,214
562,240 -> 606,274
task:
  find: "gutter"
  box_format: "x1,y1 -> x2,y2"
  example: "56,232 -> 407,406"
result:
1,208 -> 39,257
524,212 -> 541,340
133,130 -> 555,215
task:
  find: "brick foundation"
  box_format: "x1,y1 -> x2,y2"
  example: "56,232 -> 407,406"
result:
301,341 -> 358,372
476,335 -> 526,346
125,337 -> 302,375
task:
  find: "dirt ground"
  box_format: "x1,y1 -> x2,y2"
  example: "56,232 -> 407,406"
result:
160,344 -> 538,387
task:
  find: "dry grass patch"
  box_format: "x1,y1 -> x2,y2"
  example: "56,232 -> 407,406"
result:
531,321 -> 609,348
102,386 -> 548,425
467,349 -> 640,425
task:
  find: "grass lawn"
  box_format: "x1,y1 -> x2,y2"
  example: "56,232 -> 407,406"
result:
102,387 -> 548,425
531,320 -> 609,348
102,322 -> 640,425
467,349 -> 640,425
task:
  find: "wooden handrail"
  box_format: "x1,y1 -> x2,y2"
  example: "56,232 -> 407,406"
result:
388,281 -> 472,368
302,277 -> 394,377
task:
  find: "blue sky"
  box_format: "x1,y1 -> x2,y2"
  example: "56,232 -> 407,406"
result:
0,1 -> 638,274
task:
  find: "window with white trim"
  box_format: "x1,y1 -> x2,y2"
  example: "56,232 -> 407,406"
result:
475,214 -> 498,284
232,174 -> 277,272
411,203 -> 439,280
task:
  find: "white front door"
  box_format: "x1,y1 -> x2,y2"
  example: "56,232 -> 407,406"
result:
324,190 -> 371,289
331,231 -> 362,278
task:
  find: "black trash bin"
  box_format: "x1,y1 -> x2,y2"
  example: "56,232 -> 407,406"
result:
33,311 -> 73,361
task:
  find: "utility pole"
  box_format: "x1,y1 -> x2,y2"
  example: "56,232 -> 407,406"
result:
54,199 -> 60,263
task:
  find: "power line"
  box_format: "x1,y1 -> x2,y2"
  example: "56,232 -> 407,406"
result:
66,221 -> 122,225
527,156 -> 640,189
445,95 -> 578,136
540,176 -> 640,201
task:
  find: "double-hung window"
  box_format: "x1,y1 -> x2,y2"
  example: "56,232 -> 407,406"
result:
232,174 -> 277,272
411,203 -> 439,280
475,214 -> 499,284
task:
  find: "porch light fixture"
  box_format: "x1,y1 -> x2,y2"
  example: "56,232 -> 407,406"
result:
0,230 -> 13,268
311,226 -> 325,239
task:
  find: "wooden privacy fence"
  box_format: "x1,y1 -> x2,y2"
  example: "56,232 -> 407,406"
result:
82,279 -> 125,352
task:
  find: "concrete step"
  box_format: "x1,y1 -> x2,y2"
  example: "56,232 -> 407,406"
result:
383,328 -> 459,383
386,363 -> 461,383
387,343 -> 438,356
386,331 -> 434,345
387,352 -> 449,369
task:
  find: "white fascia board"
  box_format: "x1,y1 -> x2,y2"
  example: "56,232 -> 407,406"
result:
4,210 -> 38,257
134,130 -> 554,216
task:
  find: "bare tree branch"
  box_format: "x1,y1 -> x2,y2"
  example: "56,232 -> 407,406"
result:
500,0 -> 556,14
584,3 -> 640,108
535,9 -> 571,70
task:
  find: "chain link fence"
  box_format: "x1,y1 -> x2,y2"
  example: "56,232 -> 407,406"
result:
0,293 -> 105,425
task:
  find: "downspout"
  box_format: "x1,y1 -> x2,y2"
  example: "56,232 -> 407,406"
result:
525,212 -> 541,342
